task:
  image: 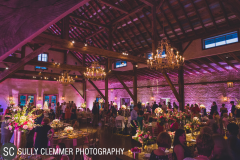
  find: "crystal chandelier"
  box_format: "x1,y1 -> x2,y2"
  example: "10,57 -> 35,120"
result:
147,39 -> 184,72
57,72 -> 75,86
83,62 -> 106,80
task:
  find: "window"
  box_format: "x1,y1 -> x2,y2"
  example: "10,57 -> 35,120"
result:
115,61 -> 127,68
43,95 -> 58,107
35,66 -> 48,70
147,50 -> 166,59
203,31 -> 238,49
38,53 -> 48,62
18,94 -> 36,107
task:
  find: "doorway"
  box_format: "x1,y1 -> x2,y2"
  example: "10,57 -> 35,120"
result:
43,94 -> 58,108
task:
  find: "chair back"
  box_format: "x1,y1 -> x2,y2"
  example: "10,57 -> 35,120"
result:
116,120 -> 122,128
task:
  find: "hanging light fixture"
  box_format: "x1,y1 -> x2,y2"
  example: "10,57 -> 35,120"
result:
147,39 -> 184,72
57,72 -> 75,86
83,62 -> 106,80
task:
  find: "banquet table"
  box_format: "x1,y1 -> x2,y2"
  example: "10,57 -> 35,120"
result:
48,130 -> 90,148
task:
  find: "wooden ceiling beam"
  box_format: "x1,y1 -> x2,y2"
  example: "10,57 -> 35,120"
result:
220,0 -> 240,20
88,80 -> 105,99
98,0 -> 129,14
197,59 -> 220,73
176,0 -> 196,35
0,44 -> 51,83
219,1 -> 230,26
32,33 -> 146,63
217,55 -> 238,71
207,56 -> 228,72
229,52 -> 240,64
160,7 -> 180,41
115,74 -> 135,101
166,0 -> 186,38
189,0 -> 207,33
189,60 -> 212,74
203,0 -> 218,30
69,23 -> 95,32
70,14 -> 109,28
139,0 -> 154,7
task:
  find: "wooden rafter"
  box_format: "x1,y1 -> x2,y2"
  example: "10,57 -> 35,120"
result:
162,72 -> 180,102
88,80 -> 105,99
176,0 -> 196,35
203,0 -> 218,30
98,0 -> 129,14
70,14 -> 109,28
207,57 -> 228,72
217,55 -> 238,71
197,59 -> 220,73
220,0 -> 240,21
166,0 -> 186,37
218,1 -> 230,26
139,0 -> 154,7
69,23 -> 94,32
115,74 -> 135,101
32,33 -> 146,63
71,84 -> 84,99
229,52 -> 240,64
189,60 -> 212,74
0,44 -> 51,83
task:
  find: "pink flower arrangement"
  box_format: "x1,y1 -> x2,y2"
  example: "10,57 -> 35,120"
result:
131,147 -> 141,153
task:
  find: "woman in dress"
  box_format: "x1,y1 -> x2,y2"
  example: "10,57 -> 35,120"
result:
70,103 -> 77,120
65,105 -> 71,122
137,110 -> 144,130
150,132 -> 172,160
1,116 -> 12,145
220,104 -> 227,117
56,102 -> 61,119
173,129 -> 192,160
34,118 -> 54,154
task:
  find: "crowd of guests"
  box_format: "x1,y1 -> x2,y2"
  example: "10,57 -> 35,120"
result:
150,123 -> 240,160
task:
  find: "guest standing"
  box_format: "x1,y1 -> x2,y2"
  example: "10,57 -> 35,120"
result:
56,102 -> 61,119
92,102 -> 98,126
227,123 -> 240,160
35,110 -> 44,125
173,129 -> 192,160
210,101 -> 218,115
137,111 -> 144,130
230,101 -> 236,118
61,102 -> 67,120
70,103 -> 77,120
162,101 -> 167,112
137,102 -> 141,110
65,105 -> 71,122
146,103 -> 151,113
173,102 -> 178,111
220,104 -> 228,117
167,102 -> 172,110
49,109 -> 55,120
34,118 -> 54,154
150,132 -> 172,160
152,102 -> 158,113
131,105 -> 138,135
1,116 -> 11,145
115,110 -> 125,130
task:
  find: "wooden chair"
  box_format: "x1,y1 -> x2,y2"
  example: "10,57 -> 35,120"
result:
115,120 -> 123,134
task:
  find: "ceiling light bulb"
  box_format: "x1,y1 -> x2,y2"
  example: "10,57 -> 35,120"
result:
72,40 -> 75,44
6,67 -> 8,70
84,43 -> 87,46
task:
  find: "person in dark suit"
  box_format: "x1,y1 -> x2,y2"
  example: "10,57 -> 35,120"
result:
92,102 -> 99,126
210,101 -> 218,115
137,102 -> 141,110
230,101 -> 236,118
152,102 -> 158,113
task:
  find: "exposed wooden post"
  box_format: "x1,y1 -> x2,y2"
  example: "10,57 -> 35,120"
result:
133,63 -> 138,105
21,45 -> 26,59
162,72 -> 181,102
178,66 -> 184,111
105,59 -> 109,109
152,1 -> 157,55
83,79 -> 86,102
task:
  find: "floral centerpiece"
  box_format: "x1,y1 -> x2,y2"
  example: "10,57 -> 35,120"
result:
235,98 -> 240,109
51,119 -> 62,128
121,105 -> 126,110
132,123 -> 156,147
64,126 -> 73,134
158,114 -> 169,126
199,104 -> 205,109
81,102 -> 86,109
131,147 -> 141,153
5,98 -> 40,132
154,108 -> 162,117
99,98 -> 104,104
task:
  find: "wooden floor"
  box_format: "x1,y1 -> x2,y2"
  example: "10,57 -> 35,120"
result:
79,121 -> 141,160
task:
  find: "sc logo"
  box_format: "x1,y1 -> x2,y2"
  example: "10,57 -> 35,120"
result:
0,143 -> 17,159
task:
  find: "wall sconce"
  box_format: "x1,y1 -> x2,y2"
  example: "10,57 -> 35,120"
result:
38,97 -> 42,100
151,97 -> 155,101
111,89 -> 113,92
114,97 -> 117,100
9,96 -> 13,100
61,97 -> 65,100
227,82 -> 233,88
223,97 -> 229,102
